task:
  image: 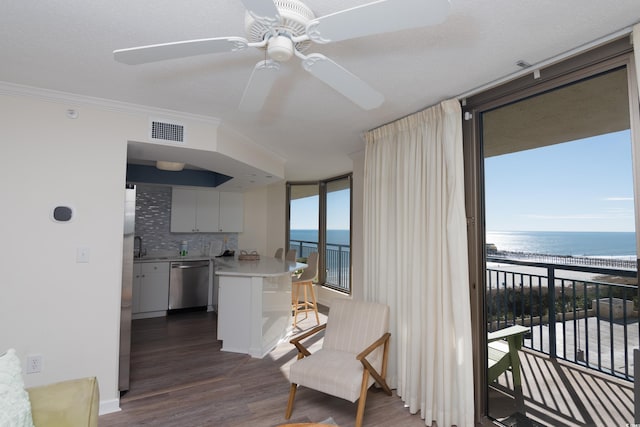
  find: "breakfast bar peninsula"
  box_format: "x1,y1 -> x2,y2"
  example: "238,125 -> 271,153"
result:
215,256 -> 305,358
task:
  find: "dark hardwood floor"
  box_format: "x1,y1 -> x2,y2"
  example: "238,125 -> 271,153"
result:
100,306 -> 636,426
99,307 -> 426,427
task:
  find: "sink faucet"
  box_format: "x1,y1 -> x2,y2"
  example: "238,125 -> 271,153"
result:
134,236 -> 144,258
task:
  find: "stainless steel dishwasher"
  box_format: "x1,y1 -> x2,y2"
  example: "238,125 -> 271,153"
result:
168,260 -> 210,310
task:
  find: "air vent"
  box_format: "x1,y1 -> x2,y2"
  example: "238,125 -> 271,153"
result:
149,119 -> 185,143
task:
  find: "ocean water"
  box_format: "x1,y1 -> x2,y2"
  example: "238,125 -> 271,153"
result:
292,229 -> 637,257
290,229 -> 350,245
487,230 -> 636,257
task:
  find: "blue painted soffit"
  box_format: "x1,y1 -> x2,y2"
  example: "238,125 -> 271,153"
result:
126,164 -> 233,188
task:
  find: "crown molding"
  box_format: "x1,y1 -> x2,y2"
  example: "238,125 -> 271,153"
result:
0,80 -> 222,126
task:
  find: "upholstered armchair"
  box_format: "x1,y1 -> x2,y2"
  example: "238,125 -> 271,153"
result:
285,299 -> 391,427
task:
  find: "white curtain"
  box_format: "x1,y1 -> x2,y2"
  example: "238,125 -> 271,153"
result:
363,99 -> 474,427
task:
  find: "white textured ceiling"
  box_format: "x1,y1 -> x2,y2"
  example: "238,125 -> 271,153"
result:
1,1 -> 640,182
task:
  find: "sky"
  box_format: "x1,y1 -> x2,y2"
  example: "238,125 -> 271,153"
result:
290,188 -> 350,230
290,131 -> 635,233
484,129 -> 635,232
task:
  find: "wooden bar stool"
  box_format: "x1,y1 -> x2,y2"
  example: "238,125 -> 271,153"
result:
292,252 -> 319,327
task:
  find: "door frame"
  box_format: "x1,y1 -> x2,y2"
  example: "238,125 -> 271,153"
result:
461,35 -> 638,423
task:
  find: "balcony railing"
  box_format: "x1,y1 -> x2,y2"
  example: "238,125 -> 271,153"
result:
487,255 -> 638,380
290,239 -> 351,293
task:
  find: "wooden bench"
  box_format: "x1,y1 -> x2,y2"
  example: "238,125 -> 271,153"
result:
487,325 -> 529,387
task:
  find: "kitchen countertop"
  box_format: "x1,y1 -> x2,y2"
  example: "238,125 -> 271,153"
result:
134,254 -> 212,263
133,255 -> 306,277
215,257 -> 306,277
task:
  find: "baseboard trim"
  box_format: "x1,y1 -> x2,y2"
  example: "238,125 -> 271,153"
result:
99,398 -> 121,415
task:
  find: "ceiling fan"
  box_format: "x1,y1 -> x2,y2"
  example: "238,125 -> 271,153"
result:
113,0 -> 450,112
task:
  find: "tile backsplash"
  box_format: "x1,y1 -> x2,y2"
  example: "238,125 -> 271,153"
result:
134,184 -> 237,256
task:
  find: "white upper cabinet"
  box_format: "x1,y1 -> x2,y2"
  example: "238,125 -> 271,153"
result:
219,192 -> 244,232
193,189 -> 221,232
171,189 -> 203,232
171,188 -> 243,233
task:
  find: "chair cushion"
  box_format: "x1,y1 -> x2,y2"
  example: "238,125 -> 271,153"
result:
0,349 -> 34,427
290,349 -> 376,402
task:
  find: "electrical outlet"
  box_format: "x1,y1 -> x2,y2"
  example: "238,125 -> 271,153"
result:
26,355 -> 42,374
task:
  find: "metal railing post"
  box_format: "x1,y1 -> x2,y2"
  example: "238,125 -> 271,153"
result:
337,245 -> 342,286
548,265 -> 557,358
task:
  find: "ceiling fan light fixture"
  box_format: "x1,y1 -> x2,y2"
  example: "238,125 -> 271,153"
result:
245,0 -> 315,53
268,35 -> 294,62
156,160 -> 185,171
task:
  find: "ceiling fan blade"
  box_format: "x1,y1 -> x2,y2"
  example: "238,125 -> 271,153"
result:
301,53 -> 383,110
306,0 -> 450,44
239,60 -> 281,112
114,37 -> 249,65
239,0 -> 281,26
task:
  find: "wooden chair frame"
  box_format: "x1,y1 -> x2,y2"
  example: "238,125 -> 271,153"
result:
291,278 -> 320,327
285,324 -> 392,427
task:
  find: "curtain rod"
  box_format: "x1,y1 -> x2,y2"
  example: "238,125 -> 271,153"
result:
366,25 -> 634,135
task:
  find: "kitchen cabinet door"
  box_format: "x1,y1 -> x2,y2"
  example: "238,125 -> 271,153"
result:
219,192 -> 243,232
170,187 -> 242,232
170,188 -> 198,232
194,189 -> 220,232
138,262 -> 170,313
170,188 -> 221,232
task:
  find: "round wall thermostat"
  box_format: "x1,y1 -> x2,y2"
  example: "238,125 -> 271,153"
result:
52,206 -> 74,222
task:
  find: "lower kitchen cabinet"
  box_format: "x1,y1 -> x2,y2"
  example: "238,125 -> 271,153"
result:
132,262 -> 170,318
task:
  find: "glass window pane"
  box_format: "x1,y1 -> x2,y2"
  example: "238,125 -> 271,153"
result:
289,184 -> 319,259
325,177 -> 350,292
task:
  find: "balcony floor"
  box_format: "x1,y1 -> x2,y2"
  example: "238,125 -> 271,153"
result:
490,347 -> 634,426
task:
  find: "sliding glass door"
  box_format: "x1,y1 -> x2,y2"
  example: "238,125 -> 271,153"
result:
463,37 -> 640,424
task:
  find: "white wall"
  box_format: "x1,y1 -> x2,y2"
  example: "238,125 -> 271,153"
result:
0,93 -> 137,413
238,187 -> 268,255
266,181 -> 287,256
